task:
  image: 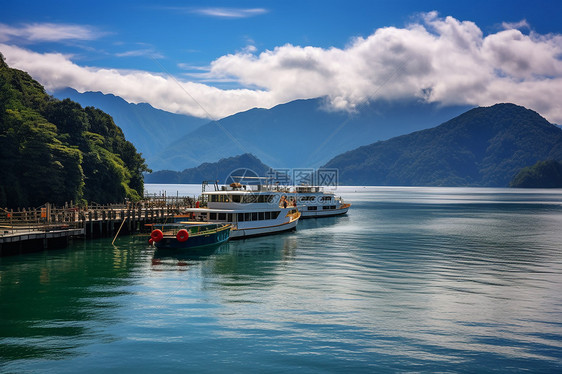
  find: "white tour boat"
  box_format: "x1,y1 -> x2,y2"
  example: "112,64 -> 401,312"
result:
289,185 -> 350,218
177,181 -> 301,239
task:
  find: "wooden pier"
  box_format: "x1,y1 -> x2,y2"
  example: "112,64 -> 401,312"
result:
0,196 -> 195,256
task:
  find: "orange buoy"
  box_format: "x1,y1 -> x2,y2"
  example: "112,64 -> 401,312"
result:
176,229 -> 189,242
151,229 -> 164,242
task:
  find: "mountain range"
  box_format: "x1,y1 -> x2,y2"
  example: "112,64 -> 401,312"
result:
154,98 -> 472,170
51,89 -> 562,188
144,153 -> 271,184
324,103 -> 562,186
52,88 -> 207,169
52,88 -> 471,171
146,104 -> 562,187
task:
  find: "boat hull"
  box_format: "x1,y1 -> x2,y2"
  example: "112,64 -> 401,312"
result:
154,227 -> 230,250
230,215 -> 299,239
299,205 -> 349,218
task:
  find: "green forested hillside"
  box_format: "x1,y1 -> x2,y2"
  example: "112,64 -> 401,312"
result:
324,104 -> 562,186
0,55 -> 149,208
510,160 -> 562,188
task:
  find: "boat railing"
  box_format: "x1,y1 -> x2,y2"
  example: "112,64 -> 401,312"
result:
155,223 -> 230,236
294,186 -> 324,193
203,178 -> 340,195
207,184 -> 292,193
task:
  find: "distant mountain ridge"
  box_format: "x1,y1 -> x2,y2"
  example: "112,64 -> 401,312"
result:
144,153 -> 271,184
324,103 -> 562,186
156,98 -> 472,170
51,88 -> 207,167
53,89 -> 472,172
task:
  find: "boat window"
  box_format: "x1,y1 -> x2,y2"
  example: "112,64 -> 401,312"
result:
210,212 -> 217,220
271,211 -> 280,220
245,212 -> 251,221
256,195 -> 274,203
265,211 -> 271,220
218,213 -> 226,221
252,212 -> 258,221
308,206 -> 317,211
238,213 -> 245,222
227,214 -> 232,222
211,194 -> 228,202
231,195 -> 241,203
243,195 -> 256,203
259,212 -> 265,220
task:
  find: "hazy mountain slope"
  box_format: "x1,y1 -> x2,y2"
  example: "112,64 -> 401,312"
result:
52,88 -> 208,168
156,98 -> 472,170
145,153 -> 271,184
323,103 -> 562,186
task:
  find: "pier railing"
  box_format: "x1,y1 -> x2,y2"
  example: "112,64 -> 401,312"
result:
0,204 -> 82,236
1,195 -> 198,237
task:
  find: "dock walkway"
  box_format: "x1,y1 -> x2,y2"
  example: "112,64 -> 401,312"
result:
1,197 -> 194,256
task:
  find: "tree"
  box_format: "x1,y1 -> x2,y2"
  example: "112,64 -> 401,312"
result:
0,57 -> 148,207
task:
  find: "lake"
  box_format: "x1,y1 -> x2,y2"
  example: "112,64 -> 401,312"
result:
1,186 -> 562,373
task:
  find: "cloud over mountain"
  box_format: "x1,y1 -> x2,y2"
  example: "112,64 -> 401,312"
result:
0,22 -> 103,42
2,13 -> 561,123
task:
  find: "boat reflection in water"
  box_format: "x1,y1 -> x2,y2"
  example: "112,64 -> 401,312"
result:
152,244 -> 226,267
151,230 -> 299,273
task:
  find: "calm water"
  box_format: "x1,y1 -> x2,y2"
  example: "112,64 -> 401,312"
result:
2,186 -> 562,373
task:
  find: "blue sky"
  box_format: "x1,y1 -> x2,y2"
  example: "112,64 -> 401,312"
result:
1,0 -> 562,122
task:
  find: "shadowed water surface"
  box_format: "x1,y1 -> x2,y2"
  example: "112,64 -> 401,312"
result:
1,187 -> 562,373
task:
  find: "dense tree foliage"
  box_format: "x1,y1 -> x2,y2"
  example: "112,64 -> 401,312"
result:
0,55 -> 149,208
324,103 -> 562,187
510,160 -> 562,188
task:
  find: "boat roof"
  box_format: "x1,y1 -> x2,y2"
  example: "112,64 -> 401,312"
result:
182,207 -> 284,213
203,184 -> 335,195
203,189 -> 289,196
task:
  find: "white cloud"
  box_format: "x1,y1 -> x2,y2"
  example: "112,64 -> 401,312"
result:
207,13 -> 562,123
0,43 -> 275,119
0,22 -> 103,43
502,20 -> 530,31
115,49 -> 164,59
190,7 -> 268,18
1,13 -> 562,124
